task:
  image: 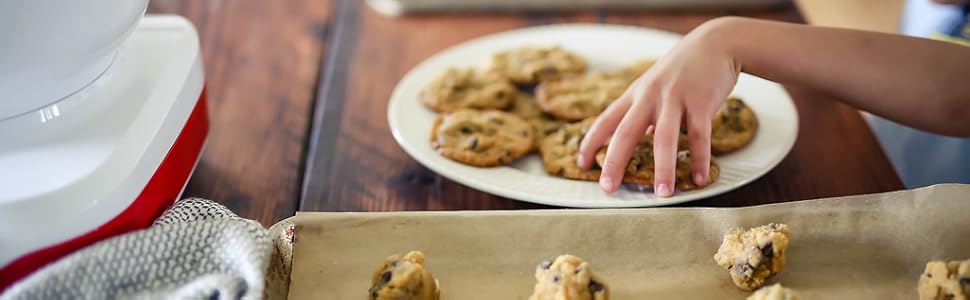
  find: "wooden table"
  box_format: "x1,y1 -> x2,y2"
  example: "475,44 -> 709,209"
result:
148,0 -> 903,226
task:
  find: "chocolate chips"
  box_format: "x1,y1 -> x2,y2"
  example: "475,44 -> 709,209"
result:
761,243 -> 774,259
589,281 -> 605,293
460,125 -> 473,134
467,138 -> 479,150
541,65 -> 558,75
380,271 -> 392,284
733,263 -> 754,276
539,261 -> 552,270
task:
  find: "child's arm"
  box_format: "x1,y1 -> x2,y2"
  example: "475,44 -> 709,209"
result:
577,16 -> 970,196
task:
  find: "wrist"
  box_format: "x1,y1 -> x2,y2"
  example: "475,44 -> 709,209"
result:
692,16 -> 748,73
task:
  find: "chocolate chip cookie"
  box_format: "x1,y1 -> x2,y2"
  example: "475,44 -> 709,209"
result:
538,118 -> 601,181
593,134 -> 719,191
486,46 -> 588,85
714,223 -> 791,291
918,259 -> 969,300
747,284 -> 801,300
605,59 -> 656,85
369,251 -> 440,300
505,91 -> 562,150
529,255 -> 609,300
420,67 -> 517,113
711,97 -> 758,155
535,72 -> 629,122
431,109 -> 534,167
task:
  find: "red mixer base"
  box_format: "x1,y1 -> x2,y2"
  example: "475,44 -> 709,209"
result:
0,90 -> 208,292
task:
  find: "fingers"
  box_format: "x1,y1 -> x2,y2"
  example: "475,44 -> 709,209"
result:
686,110 -> 712,187
652,101 -> 684,197
577,93 -> 632,169
599,100 -> 655,193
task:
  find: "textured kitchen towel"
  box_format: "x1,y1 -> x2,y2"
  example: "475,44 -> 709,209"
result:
1,198 -> 271,300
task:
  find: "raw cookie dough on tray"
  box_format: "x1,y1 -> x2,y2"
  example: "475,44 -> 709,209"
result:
420,45 -> 760,192
369,251 -> 440,300
714,223 -> 792,291
918,259 -> 970,300
529,254 -> 609,300
747,283 -> 801,300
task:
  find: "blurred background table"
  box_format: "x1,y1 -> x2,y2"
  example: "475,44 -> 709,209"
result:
147,0 -> 903,226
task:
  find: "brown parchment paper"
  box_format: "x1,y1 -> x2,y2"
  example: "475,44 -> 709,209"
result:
287,184 -> 970,299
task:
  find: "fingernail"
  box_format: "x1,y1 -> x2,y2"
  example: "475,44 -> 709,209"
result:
576,155 -> 586,167
694,172 -> 706,185
600,177 -> 614,192
656,184 -> 672,197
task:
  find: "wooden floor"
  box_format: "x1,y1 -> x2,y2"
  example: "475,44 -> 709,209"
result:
148,0 -> 903,226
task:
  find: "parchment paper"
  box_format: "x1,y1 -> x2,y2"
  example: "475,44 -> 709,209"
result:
288,184 -> 970,299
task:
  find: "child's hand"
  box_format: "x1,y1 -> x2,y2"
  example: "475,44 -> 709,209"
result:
576,18 -> 741,197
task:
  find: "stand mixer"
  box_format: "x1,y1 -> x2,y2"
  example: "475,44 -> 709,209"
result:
0,1 -> 207,291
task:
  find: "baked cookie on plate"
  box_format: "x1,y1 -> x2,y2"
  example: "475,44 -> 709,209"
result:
712,97 -> 759,155
538,118 -> 601,181
605,59 -> 656,85
420,67 -> 516,113
535,72 -> 629,122
485,46 -> 588,85
504,91 -> 562,150
431,109 -> 534,167
593,134 -> 718,191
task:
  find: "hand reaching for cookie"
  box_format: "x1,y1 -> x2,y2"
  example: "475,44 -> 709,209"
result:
576,18 -> 739,196
578,15 -> 970,196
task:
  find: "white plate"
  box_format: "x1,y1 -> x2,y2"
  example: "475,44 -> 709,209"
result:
388,24 -> 798,208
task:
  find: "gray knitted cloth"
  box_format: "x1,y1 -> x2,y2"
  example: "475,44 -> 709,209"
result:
1,198 -> 271,300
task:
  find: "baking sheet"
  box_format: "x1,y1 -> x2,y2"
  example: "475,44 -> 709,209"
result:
287,184 -> 970,299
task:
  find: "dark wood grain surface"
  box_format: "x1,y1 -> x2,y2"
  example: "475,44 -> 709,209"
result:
152,0 -> 903,224
147,0 -> 332,225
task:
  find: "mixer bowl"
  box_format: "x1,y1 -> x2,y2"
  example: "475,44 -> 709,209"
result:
0,0 -> 150,120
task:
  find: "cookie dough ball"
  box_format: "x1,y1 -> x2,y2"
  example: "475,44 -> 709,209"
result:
486,46 -> 588,85
420,67 -> 516,113
918,259 -> 970,300
369,251 -> 440,300
714,223 -> 791,291
748,283 -> 802,300
529,254 -> 609,300
711,97 -> 758,155
431,109 -> 534,167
